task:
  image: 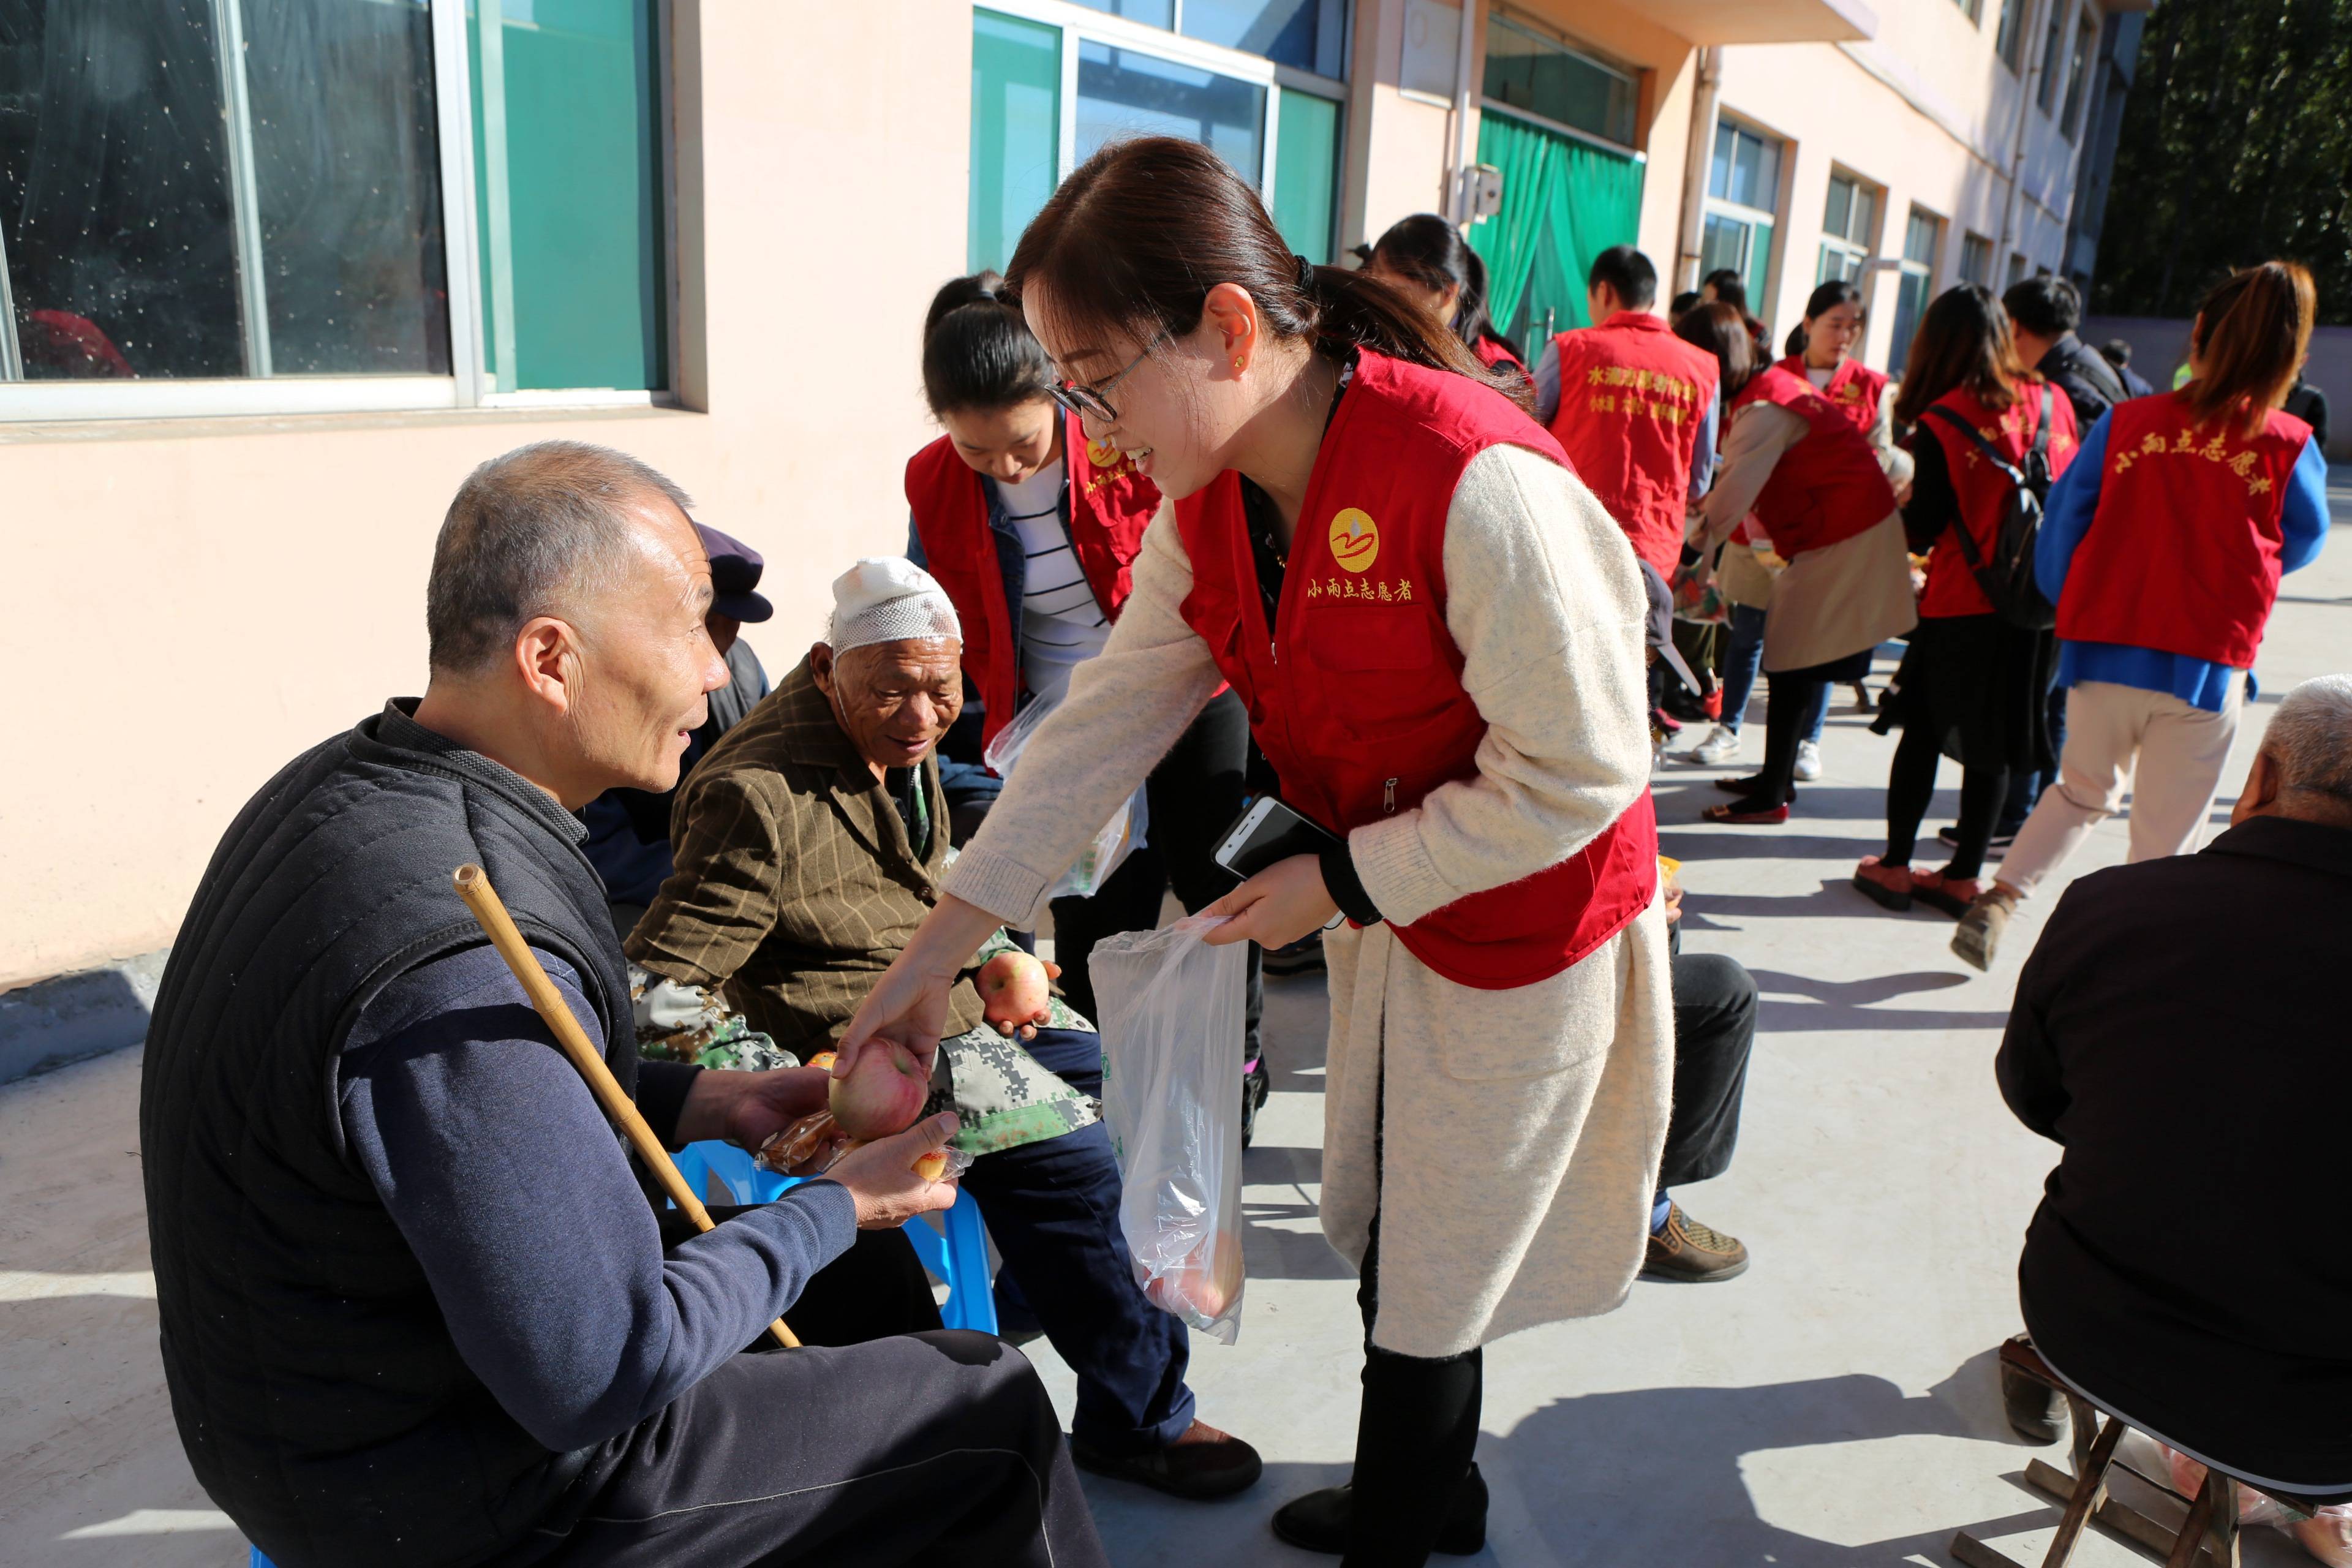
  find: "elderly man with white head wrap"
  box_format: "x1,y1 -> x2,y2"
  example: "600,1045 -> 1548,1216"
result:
628,557 -> 1265,1501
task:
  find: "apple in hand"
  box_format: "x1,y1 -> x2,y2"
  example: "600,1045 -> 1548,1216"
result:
976,951 -> 1055,1035
827,1039 -> 930,1140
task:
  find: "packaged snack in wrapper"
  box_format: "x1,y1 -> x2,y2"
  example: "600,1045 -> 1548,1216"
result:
755,1112 -> 975,1183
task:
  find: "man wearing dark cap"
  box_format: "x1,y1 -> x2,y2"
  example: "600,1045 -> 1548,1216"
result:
586,521 -> 773,935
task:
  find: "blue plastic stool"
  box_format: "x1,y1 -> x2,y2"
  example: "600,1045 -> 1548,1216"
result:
674,1139 -> 997,1333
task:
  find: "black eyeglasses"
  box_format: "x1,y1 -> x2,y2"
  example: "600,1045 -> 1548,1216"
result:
1048,328 -> 1172,424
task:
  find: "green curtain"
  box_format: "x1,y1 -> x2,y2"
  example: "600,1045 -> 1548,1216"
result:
1468,110 -> 1643,354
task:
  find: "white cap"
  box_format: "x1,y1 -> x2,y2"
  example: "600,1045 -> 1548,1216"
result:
827,557 -> 962,654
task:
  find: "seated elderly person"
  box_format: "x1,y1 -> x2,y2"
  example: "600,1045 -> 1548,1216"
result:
625,558 -> 1262,1501
140,442 -> 1106,1568
1994,674 -> 2352,1496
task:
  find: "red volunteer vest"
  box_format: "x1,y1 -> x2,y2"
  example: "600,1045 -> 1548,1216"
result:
1771,354 -> 1887,436
1472,332 -> 1525,374
905,411 -> 1161,747
2056,391 -> 2311,668
1174,350 -> 1658,991
1546,312 -> 1721,574
1917,383 -> 2080,620
1730,364 -> 1898,557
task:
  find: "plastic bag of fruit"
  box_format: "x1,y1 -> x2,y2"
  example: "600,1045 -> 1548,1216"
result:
1088,914 -> 1250,1343
984,693 -> 1148,899
2160,1446 -> 2352,1566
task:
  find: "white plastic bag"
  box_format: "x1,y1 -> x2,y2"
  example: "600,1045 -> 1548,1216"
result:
983,693 -> 1147,900
1088,914 -> 1249,1343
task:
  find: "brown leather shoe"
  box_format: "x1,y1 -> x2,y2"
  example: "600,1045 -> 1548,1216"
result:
1071,1419 -> 1263,1500
1642,1205 -> 1750,1282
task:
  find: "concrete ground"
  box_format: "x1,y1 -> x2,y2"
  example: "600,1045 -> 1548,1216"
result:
6,494 -> 2346,1565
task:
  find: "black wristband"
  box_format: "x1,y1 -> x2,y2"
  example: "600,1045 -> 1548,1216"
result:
1319,840 -> 1383,927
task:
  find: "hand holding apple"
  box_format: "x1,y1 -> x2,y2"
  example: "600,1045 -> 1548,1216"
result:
827,1038 -> 932,1140
975,951 -> 1060,1040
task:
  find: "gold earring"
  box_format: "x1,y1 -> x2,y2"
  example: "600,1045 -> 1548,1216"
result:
1232,356 -> 1245,372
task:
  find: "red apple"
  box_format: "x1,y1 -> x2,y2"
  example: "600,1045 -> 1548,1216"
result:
1147,1231 -> 1244,1322
976,950 -> 1052,1031
827,1041 -> 930,1140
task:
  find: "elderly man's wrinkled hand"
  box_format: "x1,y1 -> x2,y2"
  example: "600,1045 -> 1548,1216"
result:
826,1113 -> 962,1229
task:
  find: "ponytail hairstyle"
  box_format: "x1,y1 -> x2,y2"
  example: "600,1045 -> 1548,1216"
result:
1363,213 -> 1526,366
1674,301 -> 1757,402
1891,282 -> 2035,425
1458,246 -> 1528,366
1003,139 -> 1531,413
921,271 -> 1057,417
1783,323 -> 1808,360
2185,260 -> 2316,440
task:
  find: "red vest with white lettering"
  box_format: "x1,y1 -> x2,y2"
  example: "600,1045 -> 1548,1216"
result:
2056,391 -> 2312,668
1917,382 -> 2080,620
1545,311 -> 1721,574
1730,363 -> 1897,557
905,411 -> 1161,748
1173,350 -> 1659,991
1771,354 -> 1887,436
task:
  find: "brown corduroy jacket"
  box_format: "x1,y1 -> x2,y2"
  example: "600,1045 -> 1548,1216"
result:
624,659 -> 987,1052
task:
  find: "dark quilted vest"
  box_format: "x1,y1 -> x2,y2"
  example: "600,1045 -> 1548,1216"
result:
140,701 -> 636,1567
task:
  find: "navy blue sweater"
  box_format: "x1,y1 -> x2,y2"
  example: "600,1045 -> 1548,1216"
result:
337,944 -> 854,1451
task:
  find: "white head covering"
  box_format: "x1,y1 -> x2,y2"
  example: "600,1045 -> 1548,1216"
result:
827,557 -> 962,654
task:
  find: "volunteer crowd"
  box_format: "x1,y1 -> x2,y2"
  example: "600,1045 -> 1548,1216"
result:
134,130 -> 2351,1568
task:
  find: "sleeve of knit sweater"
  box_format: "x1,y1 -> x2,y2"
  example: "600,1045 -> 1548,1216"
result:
339,944 -> 856,1452
1346,443 -> 1654,928
946,500 -> 1229,929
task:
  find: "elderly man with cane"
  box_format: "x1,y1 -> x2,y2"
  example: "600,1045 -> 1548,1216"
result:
138,441 -> 1107,1568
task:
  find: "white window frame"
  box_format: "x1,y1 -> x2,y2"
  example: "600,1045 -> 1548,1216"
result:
984,0 -> 1347,214
0,0 -> 673,424
1816,169 -> 1880,285
1702,116 -> 1782,301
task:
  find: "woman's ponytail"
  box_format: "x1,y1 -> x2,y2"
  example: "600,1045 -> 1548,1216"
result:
2184,260 -> 2316,440
920,270 -> 1057,417
1005,138 -> 1532,417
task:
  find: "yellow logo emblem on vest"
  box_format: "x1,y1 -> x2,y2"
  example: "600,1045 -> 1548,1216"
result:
1086,436 -> 1123,469
1329,508 -> 1379,574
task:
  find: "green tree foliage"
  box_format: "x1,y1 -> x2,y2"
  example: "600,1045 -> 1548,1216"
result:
2094,0 -> 2352,323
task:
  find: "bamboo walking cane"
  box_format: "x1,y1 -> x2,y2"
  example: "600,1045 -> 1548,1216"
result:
451,863 -> 801,1349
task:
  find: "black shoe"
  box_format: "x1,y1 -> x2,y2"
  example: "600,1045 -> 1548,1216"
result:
1937,825 -> 2018,853
1999,1338 -> 2066,1444
1270,1464 -> 1488,1556
1072,1419 -> 1264,1500
1240,1057 -> 1270,1149
1262,933 -> 1326,976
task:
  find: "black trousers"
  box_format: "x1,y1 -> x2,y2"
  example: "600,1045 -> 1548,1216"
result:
1660,946 -> 1757,1190
1346,1213 -> 1483,1568
1885,719 -> 2010,880
1049,688 -> 1264,1058
519,1225 -> 1107,1567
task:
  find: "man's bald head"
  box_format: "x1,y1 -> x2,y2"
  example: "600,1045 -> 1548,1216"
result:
427,440 -> 696,675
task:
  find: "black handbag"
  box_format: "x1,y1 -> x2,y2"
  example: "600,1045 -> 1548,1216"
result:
1923,386 -> 2057,630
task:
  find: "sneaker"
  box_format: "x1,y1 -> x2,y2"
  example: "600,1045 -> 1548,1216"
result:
1793,739 -> 1823,781
1683,724 -> 1743,766
1270,1464 -> 1489,1555
1642,1205 -> 1750,1282
1937,825 -> 2018,853
1072,1419 -> 1264,1501
1952,888 -> 2018,972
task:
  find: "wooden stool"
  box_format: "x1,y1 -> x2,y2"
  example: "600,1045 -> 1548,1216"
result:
1953,1338 -> 2339,1568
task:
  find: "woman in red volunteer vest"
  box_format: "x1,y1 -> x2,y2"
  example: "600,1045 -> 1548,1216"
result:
1359,213 -> 1529,378
845,138 -> 1673,1566
1776,279 -> 1890,446
1852,285 -> 2079,918
1953,260 -> 2331,969
905,273 -> 1264,1074
1687,336 -> 1918,824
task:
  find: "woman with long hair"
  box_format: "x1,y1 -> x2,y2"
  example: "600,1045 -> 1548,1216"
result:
1359,213 -> 1529,376
1954,260 -> 2331,967
840,138 -> 1675,1566
1852,285 -> 2080,917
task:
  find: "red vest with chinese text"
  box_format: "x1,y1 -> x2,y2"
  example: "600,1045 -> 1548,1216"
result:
1771,354 -> 1887,436
1173,350 -> 1658,991
1730,363 -> 1897,557
2056,391 -> 2311,668
1917,382 -> 2080,620
905,411 -> 1161,747
1545,312 -> 1721,574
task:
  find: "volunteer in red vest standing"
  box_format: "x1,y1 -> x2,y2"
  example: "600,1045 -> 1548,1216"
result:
905,273 -> 1264,1077
1853,285 -> 2079,919
843,139 -> 1676,1568
1357,213 -> 1529,378
1534,245 -> 1723,575
1954,260 -> 2331,968
1688,347 -> 1918,824
1777,279 -> 1891,449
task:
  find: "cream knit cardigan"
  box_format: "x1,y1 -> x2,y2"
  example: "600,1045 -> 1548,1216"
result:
947,443 -> 1673,1357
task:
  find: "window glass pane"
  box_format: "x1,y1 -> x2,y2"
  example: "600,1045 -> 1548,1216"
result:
1889,268 -> 1931,373
1076,41 -> 1265,182
1700,213 -> 1747,281
1480,17 -> 1635,148
1272,88 -> 1339,263
1708,122 -> 1736,202
1068,0 -> 1175,26
970,10 -> 1060,274
1183,0 -> 1346,78
1960,233 -> 1992,285
470,0 -> 665,393
1904,209 -> 1939,265
1995,0 -> 2026,65
2060,12 -> 2094,136
1823,177 -> 1852,243
1732,132 -> 1765,208
1853,186 -> 1876,246
2037,2 -> 2065,111
1,0 -> 243,379
246,0 -> 448,375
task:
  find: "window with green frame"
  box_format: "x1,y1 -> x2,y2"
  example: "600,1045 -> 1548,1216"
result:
1272,88 -> 1341,263
469,0 -> 666,393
